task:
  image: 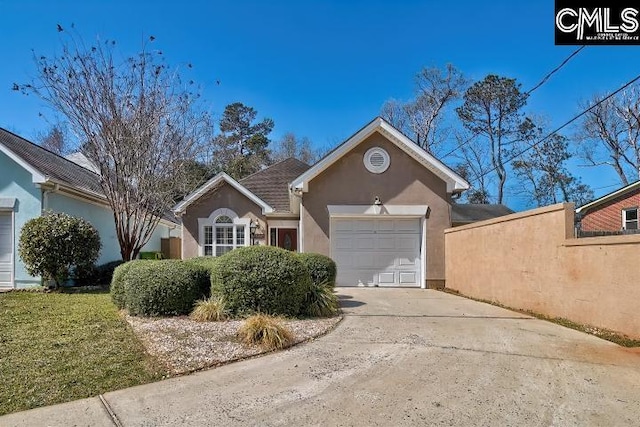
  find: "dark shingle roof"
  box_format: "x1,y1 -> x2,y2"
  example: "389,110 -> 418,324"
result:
451,204 -> 514,224
0,128 -> 179,225
240,158 -> 310,212
0,127 -> 103,195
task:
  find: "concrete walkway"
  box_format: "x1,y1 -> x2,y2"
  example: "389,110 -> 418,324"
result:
3,288 -> 640,426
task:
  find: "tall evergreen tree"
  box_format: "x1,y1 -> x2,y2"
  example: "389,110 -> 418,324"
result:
456,74 -> 529,204
212,103 -> 273,179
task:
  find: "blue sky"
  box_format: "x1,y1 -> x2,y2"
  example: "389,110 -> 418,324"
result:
1,1 -> 640,208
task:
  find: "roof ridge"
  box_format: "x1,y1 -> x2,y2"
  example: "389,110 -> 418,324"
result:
0,127 -> 101,178
239,157 -> 309,183
576,179 -> 640,212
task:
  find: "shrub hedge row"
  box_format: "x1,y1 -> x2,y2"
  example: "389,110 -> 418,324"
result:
211,246 -> 311,317
110,248 -> 338,318
296,253 -> 337,288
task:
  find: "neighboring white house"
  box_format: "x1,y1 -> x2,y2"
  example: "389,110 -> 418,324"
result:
0,127 -> 180,289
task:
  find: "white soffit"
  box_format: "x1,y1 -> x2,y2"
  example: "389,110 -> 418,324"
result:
173,172 -> 273,215
291,117 -> 469,193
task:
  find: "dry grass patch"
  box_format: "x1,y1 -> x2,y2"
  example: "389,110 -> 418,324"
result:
190,296 -> 228,322
238,314 -> 293,350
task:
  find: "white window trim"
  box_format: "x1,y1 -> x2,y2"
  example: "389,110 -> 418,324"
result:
197,208 -> 250,256
0,209 -> 15,289
622,207 -> 639,230
290,117 -> 469,193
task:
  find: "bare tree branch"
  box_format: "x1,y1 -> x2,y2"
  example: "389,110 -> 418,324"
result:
20,31 -> 211,260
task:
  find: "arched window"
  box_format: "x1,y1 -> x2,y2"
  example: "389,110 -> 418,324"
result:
199,209 -> 249,256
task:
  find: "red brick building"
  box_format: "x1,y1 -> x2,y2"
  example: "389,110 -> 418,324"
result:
576,180 -> 640,233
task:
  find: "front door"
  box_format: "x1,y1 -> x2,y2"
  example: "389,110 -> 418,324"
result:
277,228 -> 297,252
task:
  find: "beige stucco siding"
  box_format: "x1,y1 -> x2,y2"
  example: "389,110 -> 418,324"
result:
301,131 -> 452,286
181,182 -> 266,258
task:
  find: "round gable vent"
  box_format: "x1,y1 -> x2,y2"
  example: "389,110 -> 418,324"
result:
364,147 -> 390,174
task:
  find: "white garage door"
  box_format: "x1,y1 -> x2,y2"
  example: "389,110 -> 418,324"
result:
0,212 -> 13,288
331,218 -> 422,287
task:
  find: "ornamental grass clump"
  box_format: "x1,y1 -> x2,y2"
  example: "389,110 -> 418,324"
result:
190,296 -> 229,322
303,281 -> 339,317
237,314 -> 294,351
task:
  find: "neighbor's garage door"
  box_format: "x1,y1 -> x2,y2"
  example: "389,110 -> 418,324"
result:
0,212 -> 13,288
331,218 -> 421,287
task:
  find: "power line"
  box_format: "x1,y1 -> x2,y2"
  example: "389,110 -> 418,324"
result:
526,46 -> 586,95
440,46 -> 586,160
469,73 -> 640,185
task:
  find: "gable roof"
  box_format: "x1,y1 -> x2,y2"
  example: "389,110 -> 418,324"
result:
0,128 -> 179,225
576,180 -> 640,214
0,127 -> 104,197
173,172 -> 274,215
451,204 -> 515,224
291,117 -> 469,193
240,158 -> 310,212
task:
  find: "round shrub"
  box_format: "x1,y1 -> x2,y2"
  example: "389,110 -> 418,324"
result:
297,253 -> 337,288
110,260 -> 145,309
18,211 -> 101,287
184,256 -> 220,274
123,260 -> 210,316
211,246 -> 312,317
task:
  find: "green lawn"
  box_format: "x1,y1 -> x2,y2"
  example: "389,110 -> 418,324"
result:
0,291 -> 167,416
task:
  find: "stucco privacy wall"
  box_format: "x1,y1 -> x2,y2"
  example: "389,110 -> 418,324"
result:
0,151 -> 42,287
181,182 -> 266,258
301,131 -> 451,287
445,203 -> 640,338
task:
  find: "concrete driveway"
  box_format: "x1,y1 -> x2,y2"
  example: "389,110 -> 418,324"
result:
4,288 -> 640,426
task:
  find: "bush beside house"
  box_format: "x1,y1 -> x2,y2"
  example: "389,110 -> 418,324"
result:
18,211 -> 101,288
211,246 -> 312,317
297,253 -> 337,288
111,248 -> 338,319
122,260 -> 210,316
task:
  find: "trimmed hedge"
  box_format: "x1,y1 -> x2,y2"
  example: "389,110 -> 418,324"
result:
123,260 -> 210,316
110,261 -> 143,309
297,253 -> 337,288
211,246 -> 311,317
184,256 -> 220,274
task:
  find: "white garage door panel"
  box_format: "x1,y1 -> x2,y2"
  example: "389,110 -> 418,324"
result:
356,237 -> 375,249
377,236 -> 395,249
379,272 -> 395,284
332,217 -> 422,287
0,213 -> 13,287
355,220 -> 375,232
334,220 -> 354,232
400,272 -> 417,284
